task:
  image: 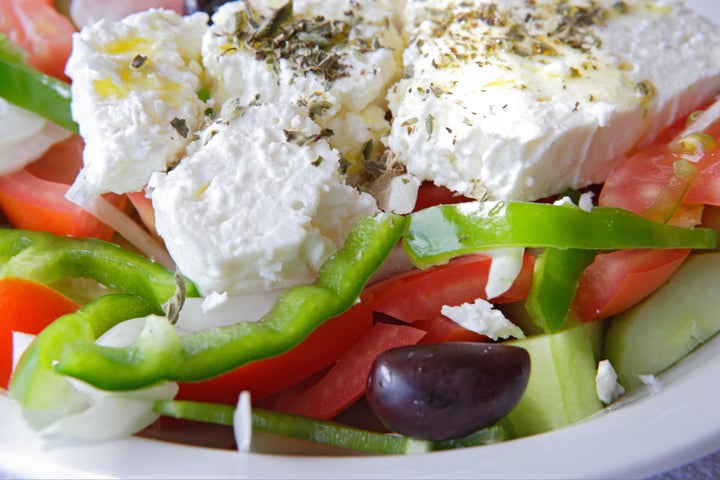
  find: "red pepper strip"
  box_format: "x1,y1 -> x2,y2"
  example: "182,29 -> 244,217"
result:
259,322 -> 426,420
176,297 -> 375,404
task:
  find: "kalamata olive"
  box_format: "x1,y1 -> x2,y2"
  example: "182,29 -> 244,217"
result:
366,342 -> 530,441
184,0 -> 233,16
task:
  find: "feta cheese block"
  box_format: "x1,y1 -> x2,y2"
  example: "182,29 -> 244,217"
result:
149,102 -> 378,295
201,0 -> 404,180
387,0 -> 720,201
65,9 -> 209,195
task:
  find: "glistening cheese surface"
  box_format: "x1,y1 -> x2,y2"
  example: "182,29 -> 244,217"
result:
387,0 -> 720,201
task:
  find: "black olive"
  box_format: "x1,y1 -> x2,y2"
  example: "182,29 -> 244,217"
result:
366,342 -> 530,441
184,0 -> 233,16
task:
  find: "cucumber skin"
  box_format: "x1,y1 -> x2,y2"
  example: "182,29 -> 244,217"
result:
500,322 -> 604,438
605,252 -> 720,390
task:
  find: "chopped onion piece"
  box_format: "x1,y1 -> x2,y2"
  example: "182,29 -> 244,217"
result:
65,179 -> 175,268
680,95 -> 720,137
0,100 -> 71,175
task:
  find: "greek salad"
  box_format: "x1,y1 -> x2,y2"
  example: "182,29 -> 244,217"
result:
1,0 -> 720,458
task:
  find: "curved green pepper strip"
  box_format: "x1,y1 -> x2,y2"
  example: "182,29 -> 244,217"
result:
524,248 -> 597,333
153,399 -> 507,454
0,229 -> 200,307
10,294 -> 160,430
0,35 -> 78,133
403,201 -> 717,268
54,213 -> 408,390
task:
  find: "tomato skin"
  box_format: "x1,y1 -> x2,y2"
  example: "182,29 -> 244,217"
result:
176,297 -> 375,404
0,168 -> 122,240
413,316 -> 488,344
0,0 -> 75,81
0,277 -> 79,389
258,322 -> 425,420
367,253 -> 535,323
0,135 -> 125,240
600,117 -> 720,214
571,248 -> 690,322
413,182 -> 473,212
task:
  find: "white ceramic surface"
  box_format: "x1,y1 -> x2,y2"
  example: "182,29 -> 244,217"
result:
2,0 -> 720,478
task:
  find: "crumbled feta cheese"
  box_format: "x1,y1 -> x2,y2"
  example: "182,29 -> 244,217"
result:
596,359 -> 625,404
66,9 -> 209,195
485,248 -> 525,299
201,291 -> 228,313
234,391 -> 253,453
149,102 -> 378,295
371,173 -> 421,214
638,374 -> 664,394
441,298 -> 525,340
202,0 -> 403,181
387,0 -> 720,201
578,191 -> 595,212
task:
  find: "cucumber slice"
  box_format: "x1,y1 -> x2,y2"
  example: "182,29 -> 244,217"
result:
500,322 -> 604,438
605,252 -> 720,390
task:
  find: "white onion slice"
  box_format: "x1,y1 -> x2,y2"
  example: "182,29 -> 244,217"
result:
65,178 -> 175,268
679,95 -> 720,137
0,100 -> 71,175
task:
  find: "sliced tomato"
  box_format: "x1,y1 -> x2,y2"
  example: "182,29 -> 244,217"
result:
0,277 -> 79,388
258,322 -> 425,419
0,0 -> 75,81
127,190 -> 159,237
176,297 -> 376,404
0,168 -> 124,240
366,253 -> 535,323
571,248 -> 690,322
600,115 -> 720,214
413,182 -> 473,212
413,316 -> 488,344
25,134 -> 84,185
0,135 -> 125,240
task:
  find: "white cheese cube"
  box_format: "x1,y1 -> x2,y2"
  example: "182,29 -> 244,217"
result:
441,298 -> 525,341
387,0 -> 720,201
149,102 -> 378,295
201,0 -> 403,178
66,9 -> 209,195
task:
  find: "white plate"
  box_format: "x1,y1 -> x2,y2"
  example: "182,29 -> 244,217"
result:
2,329 -> 720,479
3,0 -> 720,478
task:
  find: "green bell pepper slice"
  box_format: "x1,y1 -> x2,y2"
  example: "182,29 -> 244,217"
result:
403,201 -> 717,268
0,34 -> 78,133
153,399 -> 507,454
10,294 -> 160,429
0,228 -> 200,306
53,213 -> 408,390
524,248 -> 597,333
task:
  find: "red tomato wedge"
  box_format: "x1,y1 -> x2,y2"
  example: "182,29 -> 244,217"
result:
259,322 -> 425,419
366,253 -> 535,323
0,277 -> 79,389
572,248 -> 691,322
0,0 -> 75,81
413,182 -> 473,212
413,316 -> 488,344
600,115 -> 720,214
0,136 -> 125,240
177,297 -> 375,404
